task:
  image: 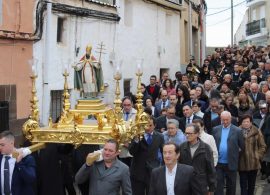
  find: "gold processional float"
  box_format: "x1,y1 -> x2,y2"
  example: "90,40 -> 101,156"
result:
20,53 -> 150,154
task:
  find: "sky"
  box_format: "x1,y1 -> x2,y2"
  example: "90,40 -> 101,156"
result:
205,0 -> 247,47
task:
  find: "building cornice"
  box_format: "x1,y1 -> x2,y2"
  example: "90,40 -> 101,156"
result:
145,0 -> 186,12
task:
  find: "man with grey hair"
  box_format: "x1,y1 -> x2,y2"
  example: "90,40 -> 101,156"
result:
249,83 -> 265,105
212,111 -> 244,195
203,80 -> 213,98
250,75 -> 258,84
253,100 -> 268,127
163,119 -> 186,145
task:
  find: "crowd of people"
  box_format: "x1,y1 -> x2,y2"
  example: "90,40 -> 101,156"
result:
2,45 -> 270,195
118,44 -> 270,195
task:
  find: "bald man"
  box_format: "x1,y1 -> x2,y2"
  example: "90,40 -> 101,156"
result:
212,111 -> 244,195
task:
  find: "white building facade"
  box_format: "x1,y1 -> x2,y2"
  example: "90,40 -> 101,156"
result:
33,0 -> 184,125
235,0 -> 270,47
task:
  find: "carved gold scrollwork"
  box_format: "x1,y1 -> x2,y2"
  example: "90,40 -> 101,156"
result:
22,119 -> 39,141
68,124 -> 86,148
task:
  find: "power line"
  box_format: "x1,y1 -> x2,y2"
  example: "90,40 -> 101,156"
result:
208,6 -> 231,10
206,0 -> 245,17
207,17 -> 231,27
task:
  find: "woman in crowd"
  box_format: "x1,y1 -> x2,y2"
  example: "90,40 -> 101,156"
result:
238,115 -> 266,195
176,85 -> 190,105
141,83 -> 150,103
235,87 -> 254,118
260,81 -> 270,94
211,75 -> 220,89
144,96 -> 155,116
162,78 -> 176,96
195,86 -> 209,104
224,93 -> 238,118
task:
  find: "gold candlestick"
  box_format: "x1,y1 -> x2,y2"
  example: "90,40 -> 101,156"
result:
113,72 -> 122,120
135,71 -> 143,112
62,70 -> 71,112
30,74 -> 39,122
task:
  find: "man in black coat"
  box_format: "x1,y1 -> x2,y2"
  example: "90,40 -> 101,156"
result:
155,106 -> 181,133
129,116 -> 164,195
203,98 -> 221,135
149,142 -> 201,195
179,124 -> 216,194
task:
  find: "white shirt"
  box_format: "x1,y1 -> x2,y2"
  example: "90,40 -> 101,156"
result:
260,111 -> 266,119
194,111 -> 204,118
199,131 -> 219,166
1,155 -> 16,195
165,164 -> 177,195
186,114 -> 194,125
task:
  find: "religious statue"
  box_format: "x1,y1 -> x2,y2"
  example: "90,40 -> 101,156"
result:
73,44 -> 104,98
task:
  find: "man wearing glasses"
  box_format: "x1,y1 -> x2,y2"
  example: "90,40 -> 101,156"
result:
120,96 -> 137,166
179,124 -> 216,195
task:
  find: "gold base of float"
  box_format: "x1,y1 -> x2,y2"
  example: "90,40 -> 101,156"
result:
23,67 -> 149,152
75,99 -> 106,110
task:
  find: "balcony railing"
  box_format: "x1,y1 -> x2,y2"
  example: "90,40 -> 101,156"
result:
246,18 -> 266,36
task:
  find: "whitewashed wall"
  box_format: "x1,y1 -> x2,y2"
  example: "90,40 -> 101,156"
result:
33,0 -> 181,125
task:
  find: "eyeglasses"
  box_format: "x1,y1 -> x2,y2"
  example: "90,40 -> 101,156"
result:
185,132 -> 196,135
123,104 -> 131,106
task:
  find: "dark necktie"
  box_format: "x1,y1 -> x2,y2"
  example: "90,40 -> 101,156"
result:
187,118 -> 190,124
4,156 -> 11,195
147,133 -> 152,145
162,101 -> 166,109
253,94 -> 257,101
125,112 -> 129,121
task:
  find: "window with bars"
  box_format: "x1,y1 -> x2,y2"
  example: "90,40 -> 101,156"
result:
50,90 -> 63,123
0,85 -> 16,120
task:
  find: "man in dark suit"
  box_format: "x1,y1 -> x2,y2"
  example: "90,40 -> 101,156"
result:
155,106 -> 181,133
146,75 -> 160,103
184,89 -> 207,112
249,83 -> 265,107
212,111 -> 244,195
154,90 -> 170,117
129,116 -> 164,195
0,131 -> 36,195
179,105 -> 201,132
253,100 -> 268,127
203,98 -> 220,135
149,142 -> 201,195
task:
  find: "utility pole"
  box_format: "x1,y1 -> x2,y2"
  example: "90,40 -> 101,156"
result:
231,0 -> 233,47
189,1 -> 193,59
